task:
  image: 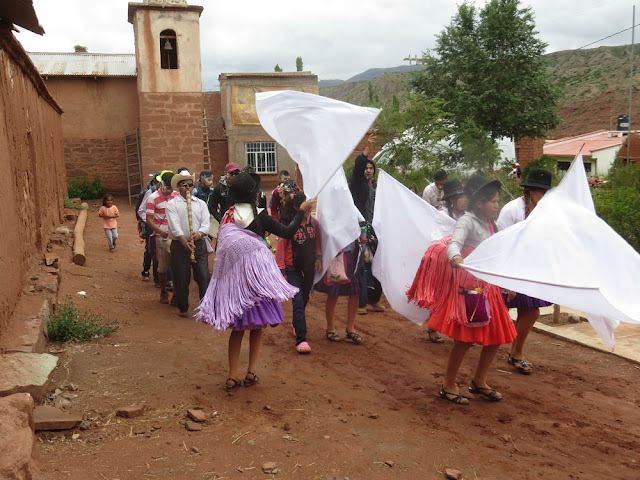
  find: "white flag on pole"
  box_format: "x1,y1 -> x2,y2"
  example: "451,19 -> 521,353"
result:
255,90 -> 380,198
372,170 -> 456,325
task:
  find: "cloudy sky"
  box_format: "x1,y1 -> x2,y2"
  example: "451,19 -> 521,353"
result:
16,0 -> 638,90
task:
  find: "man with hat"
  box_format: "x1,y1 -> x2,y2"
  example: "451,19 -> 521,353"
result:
166,170 -> 211,317
497,168 -> 554,375
210,162 -> 241,223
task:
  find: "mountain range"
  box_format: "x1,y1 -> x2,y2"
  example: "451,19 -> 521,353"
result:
319,44 -> 640,139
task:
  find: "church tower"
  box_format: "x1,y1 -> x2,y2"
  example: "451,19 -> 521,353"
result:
128,0 -> 204,176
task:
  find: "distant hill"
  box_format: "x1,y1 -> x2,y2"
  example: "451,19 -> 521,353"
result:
318,64 -> 421,88
319,45 -> 640,139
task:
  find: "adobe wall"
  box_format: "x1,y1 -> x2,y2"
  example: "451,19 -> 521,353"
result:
0,29 -> 66,339
515,137 -> 545,170
138,92 -> 204,176
43,77 -> 139,194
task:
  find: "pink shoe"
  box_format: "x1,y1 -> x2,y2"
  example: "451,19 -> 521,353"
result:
296,341 -> 311,354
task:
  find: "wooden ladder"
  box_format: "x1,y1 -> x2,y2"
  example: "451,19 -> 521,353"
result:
203,111 -> 211,170
124,129 -> 142,205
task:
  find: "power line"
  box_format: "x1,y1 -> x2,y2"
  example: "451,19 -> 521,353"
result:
578,23 -> 640,50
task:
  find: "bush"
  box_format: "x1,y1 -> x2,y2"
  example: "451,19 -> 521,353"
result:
67,177 -> 103,199
48,302 -> 118,342
522,155 -> 560,184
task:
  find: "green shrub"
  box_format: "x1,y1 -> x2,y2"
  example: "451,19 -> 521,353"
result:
48,302 -> 118,342
67,177 -> 103,199
522,155 -> 560,184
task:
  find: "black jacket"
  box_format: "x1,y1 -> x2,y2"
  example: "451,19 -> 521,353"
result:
349,153 -> 376,222
210,183 -> 231,223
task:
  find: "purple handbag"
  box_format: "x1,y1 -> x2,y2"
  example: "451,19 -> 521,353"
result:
459,287 -> 491,327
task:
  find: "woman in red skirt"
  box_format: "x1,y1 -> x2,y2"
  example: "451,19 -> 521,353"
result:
407,176 -> 517,405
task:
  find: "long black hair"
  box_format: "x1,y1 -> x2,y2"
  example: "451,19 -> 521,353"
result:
280,192 -> 306,225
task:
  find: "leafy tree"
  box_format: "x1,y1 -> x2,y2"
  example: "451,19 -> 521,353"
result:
274,64 -> 283,72
412,0 -> 560,141
456,120 -> 502,173
373,93 -> 452,182
74,45 -> 88,52
368,81 -> 374,103
392,94 -> 400,111
296,56 -> 303,72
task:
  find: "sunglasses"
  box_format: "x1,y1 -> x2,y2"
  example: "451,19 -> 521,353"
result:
228,170 -> 240,176
179,183 -> 194,188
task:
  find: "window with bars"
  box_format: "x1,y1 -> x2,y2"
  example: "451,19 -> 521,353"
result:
245,142 -> 277,173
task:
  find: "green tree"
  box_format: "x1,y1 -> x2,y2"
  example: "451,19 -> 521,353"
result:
296,56 -> 303,72
374,93 -> 452,182
456,120 -> 502,173
368,81 -> 374,103
274,64 -> 283,72
412,0 -> 560,141
74,44 -> 88,52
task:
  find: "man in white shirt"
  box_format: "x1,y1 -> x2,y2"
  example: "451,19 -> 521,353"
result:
422,169 -> 448,209
166,171 -> 211,317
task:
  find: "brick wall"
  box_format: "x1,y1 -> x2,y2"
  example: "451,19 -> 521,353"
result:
515,137 -> 545,170
138,92 -> 205,176
617,133 -> 640,162
0,28 -> 66,338
204,91 -> 228,173
64,138 -> 128,195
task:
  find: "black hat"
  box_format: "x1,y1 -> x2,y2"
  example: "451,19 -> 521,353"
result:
228,172 -> 262,205
442,178 -> 464,200
464,175 -> 502,202
520,168 -> 552,190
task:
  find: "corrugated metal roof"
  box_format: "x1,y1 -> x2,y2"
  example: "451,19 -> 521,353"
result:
27,53 -> 137,77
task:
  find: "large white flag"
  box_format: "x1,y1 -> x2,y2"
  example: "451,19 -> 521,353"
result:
255,90 -> 380,198
463,154 -> 640,349
314,169 -> 364,284
372,170 -> 456,325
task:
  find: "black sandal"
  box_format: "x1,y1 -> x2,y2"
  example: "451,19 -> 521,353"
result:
468,380 -> 502,402
325,331 -> 343,342
427,329 -> 445,344
438,385 -> 469,405
508,355 -> 533,375
345,330 -> 363,345
225,378 -> 242,391
244,371 -> 260,387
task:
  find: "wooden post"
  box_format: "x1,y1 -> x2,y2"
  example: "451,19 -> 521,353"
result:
552,304 -> 561,325
73,202 -> 89,266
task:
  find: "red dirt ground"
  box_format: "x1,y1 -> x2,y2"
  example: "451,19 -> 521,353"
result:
34,198 -> 640,480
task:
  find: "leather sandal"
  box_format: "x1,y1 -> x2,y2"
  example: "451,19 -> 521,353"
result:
468,380 -> 502,402
438,385 -> 469,405
244,371 -> 260,387
508,355 -> 533,374
345,330 -> 363,345
225,378 -> 242,391
325,331 -> 343,342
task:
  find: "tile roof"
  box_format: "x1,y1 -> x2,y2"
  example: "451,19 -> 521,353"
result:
27,52 -> 136,77
544,130 -> 627,157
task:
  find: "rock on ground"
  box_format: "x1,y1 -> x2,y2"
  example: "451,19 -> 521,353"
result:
0,353 -> 58,401
116,404 -> 146,418
445,468 -> 463,480
0,393 -> 38,480
34,406 -> 82,431
187,408 -> 206,423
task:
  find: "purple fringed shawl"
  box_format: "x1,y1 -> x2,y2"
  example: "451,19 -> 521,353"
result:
195,223 -> 299,330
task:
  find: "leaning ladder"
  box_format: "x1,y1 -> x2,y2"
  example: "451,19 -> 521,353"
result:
203,111 -> 211,170
124,129 -> 142,205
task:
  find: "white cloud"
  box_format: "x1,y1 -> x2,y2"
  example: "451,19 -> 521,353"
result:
15,0 -> 639,91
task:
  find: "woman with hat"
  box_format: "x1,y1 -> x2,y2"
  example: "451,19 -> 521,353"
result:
497,168 -> 554,375
407,175 -> 517,405
195,172 -> 316,391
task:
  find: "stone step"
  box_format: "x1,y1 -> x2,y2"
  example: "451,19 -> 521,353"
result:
0,393 -> 37,480
0,299 -> 50,354
34,406 -> 82,431
0,353 -> 58,401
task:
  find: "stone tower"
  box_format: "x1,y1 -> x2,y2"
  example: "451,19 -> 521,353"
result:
128,0 -> 204,176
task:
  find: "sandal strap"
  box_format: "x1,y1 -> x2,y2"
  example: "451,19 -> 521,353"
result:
509,355 -> 532,369
439,386 -> 468,404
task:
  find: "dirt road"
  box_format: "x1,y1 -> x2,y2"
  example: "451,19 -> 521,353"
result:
35,198 -> 640,479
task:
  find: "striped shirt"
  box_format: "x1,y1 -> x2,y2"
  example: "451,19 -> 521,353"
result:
146,190 -> 178,231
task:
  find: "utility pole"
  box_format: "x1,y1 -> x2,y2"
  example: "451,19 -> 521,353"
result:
627,5 -> 636,165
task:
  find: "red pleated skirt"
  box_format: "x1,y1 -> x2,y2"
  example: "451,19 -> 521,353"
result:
406,236 -> 516,346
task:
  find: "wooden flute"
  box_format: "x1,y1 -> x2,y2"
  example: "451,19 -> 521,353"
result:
185,190 -> 196,263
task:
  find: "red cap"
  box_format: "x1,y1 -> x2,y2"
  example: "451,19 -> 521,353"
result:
225,162 -> 240,173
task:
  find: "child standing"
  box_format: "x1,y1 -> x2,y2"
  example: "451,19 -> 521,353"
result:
276,192 -> 323,354
98,194 -> 119,252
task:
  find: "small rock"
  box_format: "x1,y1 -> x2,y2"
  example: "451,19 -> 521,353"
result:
185,421 -> 202,432
67,383 -> 79,392
134,427 -> 146,435
263,405 -> 272,411
384,460 -> 395,467
272,468 -> 280,474
190,446 -> 200,453
116,405 -> 146,419
44,253 -> 59,266
368,414 -> 379,419
567,313 -> 581,324
323,435 -> 330,439
72,433 -> 80,440
187,409 -> 206,423
445,468 -> 463,480
34,406 -> 82,431
247,440 -> 256,445
262,462 -> 277,474
53,398 -> 71,409
378,388 -> 386,393
283,423 -> 291,431
55,226 -> 71,235
151,424 -> 162,431
195,384 -> 202,390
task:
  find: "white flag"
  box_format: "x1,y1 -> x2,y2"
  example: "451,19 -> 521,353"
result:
463,154 -> 640,349
314,169 -> 364,284
255,90 -> 380,198
372,170 -> 456,325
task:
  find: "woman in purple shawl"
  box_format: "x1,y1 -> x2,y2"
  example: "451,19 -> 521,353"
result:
196,172 -> 316,390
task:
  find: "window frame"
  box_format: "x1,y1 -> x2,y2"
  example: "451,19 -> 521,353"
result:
245,142 -> 278,174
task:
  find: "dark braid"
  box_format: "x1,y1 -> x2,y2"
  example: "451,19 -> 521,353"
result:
250,198 -> 264,237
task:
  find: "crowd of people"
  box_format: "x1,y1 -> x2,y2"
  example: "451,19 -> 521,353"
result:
114,144 -> 554,401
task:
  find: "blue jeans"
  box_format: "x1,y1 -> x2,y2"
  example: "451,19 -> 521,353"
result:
358,260 -> 382,308
104,228 -> 118,250
286,268 -> 315,345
